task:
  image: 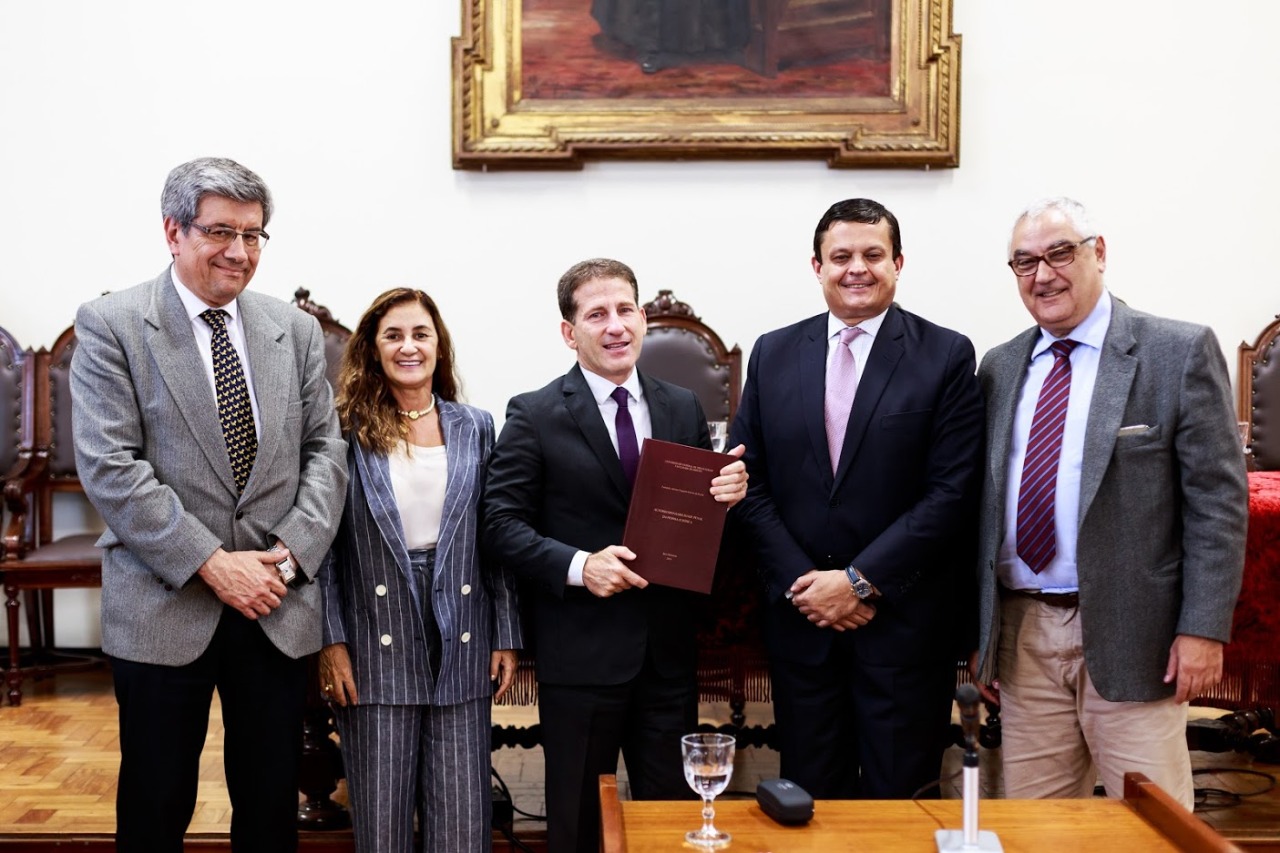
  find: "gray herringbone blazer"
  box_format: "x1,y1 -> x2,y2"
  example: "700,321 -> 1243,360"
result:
319,402 -> 522,706
974,296 -> 1248,701
71,268 -> 348,666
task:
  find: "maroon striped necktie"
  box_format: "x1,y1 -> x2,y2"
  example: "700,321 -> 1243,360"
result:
1016,339 -> 1079,574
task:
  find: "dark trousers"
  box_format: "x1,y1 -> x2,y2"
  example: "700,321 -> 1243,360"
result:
539,659 -> 697,853
111,607 -> 307,853
769,644 -> 954,800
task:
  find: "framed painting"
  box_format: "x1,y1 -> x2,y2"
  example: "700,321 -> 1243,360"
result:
452,0 -> 960,170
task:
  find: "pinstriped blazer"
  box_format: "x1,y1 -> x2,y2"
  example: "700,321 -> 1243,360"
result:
319,401 -> 522,706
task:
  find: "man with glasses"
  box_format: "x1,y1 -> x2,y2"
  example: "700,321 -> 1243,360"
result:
970,197 -> 1247,809
70,157 -> 347,852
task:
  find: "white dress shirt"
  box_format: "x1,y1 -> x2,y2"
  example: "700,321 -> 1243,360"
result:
171,267 -> 262,441
826,308 -> 887,373
997,291 -> 1113,593
566,367 -> 653,586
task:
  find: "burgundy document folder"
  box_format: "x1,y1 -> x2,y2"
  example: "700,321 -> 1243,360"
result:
621,438 -> 734,594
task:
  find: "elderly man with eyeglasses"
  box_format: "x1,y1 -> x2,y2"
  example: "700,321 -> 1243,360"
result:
70,157 -> 347,852
970,197 -> 1247,809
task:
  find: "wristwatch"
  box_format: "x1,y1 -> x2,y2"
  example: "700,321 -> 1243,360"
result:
844,566 -> 881,602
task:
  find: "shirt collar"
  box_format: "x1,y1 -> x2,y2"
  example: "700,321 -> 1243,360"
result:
1032,289 -> 1111,358
171,263 -> 241,325
581,364 -> 642,405
827,307 -> 888,341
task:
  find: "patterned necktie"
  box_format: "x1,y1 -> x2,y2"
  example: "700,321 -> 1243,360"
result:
611,386 -> 640,487
1016,339 -> 1080,574
200,309 -> 258,495
824,325 -> 865,473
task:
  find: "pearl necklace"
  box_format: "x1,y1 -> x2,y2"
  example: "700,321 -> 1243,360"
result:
396,396 -> 436,420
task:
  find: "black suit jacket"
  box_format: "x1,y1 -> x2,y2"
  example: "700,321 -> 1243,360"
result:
730,305 -> 984,667
482,364 -> 711,686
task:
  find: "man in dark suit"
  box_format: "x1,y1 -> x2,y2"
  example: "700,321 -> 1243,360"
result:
482,258 -> 747,853
971,197 -> 1247,809
70,158 -> 347,852
730,198 -> 984,799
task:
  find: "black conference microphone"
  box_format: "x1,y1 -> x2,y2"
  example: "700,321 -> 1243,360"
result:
956,683 -> 981,756
936,683 -> 1003,852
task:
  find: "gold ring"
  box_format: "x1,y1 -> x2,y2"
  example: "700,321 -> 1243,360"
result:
324,683 -> 334,692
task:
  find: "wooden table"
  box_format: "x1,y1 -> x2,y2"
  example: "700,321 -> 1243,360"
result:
600,774 -> 1241,852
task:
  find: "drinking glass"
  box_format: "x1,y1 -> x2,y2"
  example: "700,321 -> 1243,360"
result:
707,420 -> 729,453
681,732 -> 735,848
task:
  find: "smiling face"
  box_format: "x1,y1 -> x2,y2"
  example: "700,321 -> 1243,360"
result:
813,219 -> 903,325
376,302 -> 438,399
165,195 -> 263,308
1010,209 -> 1106,337
560,276 -> 646,384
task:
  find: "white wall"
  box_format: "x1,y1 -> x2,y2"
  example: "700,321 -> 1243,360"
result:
2,1 -> 1276,646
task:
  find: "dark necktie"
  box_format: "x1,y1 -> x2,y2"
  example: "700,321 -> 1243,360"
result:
200,309 -> 258,495
611,386 -> 640,487
1016,339 -> 1079,574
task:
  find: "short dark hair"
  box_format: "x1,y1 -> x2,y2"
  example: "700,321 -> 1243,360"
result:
556,258 -> 640,322
812,198 -> 902,263
161,157 -> 273,230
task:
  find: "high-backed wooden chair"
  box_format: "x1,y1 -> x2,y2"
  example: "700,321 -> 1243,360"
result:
1239,312 -> 1280,471
635,292 -> 772,740
295,287 -> 352,391
0,326 -> 33,558
639,290 -> 741,424
2,326 -> 105,705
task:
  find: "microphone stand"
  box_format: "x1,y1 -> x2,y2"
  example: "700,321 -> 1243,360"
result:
936,684 -> 1003,852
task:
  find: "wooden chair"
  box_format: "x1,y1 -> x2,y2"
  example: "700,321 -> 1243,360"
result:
0,326 -> 33,557
636,292 -> 773,742
1239,312 -> 1280,471
2,326 -> 105,706
295,287 -> 353,391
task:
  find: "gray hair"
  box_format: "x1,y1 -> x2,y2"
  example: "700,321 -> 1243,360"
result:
1009,197 -> 1101,254
161,157 -> 273,229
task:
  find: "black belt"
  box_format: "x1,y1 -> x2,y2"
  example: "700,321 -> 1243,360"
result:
1000,586 -> 1079,609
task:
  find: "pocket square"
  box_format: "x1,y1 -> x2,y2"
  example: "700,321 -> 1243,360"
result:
1117,424 -> 1151,436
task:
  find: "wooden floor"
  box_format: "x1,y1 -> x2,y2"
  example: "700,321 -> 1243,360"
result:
4,670 -> 1280,850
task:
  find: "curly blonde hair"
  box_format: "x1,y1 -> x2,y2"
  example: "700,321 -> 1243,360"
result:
336,288 -> 461,454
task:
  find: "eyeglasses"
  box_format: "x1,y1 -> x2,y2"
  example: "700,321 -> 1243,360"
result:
189,223 -> 270,250
1008,236 -> 1096,277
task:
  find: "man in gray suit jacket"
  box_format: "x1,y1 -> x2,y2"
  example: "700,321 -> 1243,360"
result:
70,158 -> 347,853
972,197 -> 1247,810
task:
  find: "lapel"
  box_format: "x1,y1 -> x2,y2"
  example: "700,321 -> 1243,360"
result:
798,314 -> 832,489
351,437 -> 418,605
144,270 -> 239,498
986,327 -> 1040,511
1079,296 -> 1137,523
237,291 -> 288,501
435,400 -> 472,569
562,364 -> 632,501
832,305 -> 906,491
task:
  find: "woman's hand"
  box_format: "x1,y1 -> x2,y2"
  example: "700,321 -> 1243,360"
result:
319,642 -> 358,706
490,649 -> 519,701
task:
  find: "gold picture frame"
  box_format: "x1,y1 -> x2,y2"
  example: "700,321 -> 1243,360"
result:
452,0 -> 960,170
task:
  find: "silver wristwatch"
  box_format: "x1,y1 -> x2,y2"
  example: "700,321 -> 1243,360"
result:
844,566 -> 879,601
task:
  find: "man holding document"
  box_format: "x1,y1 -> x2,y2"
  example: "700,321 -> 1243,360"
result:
482,257 -> 748,853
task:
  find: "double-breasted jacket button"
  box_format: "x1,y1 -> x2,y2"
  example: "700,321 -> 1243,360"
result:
380,634 -> 393,646
375,584 -> 388,597
460,632 -> 472,644
461,584 -> 472,595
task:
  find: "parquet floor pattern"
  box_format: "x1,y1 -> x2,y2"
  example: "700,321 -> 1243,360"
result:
0,670 -> 232,834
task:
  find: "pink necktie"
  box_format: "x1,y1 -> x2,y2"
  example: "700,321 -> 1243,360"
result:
824,326 -> 865,473
1016,339 -> 1079,574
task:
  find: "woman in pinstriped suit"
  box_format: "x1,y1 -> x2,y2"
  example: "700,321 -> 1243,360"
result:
317,288 -> 522,852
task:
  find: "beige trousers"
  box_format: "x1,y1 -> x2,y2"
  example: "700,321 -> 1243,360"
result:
997,594 -> 1193,810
